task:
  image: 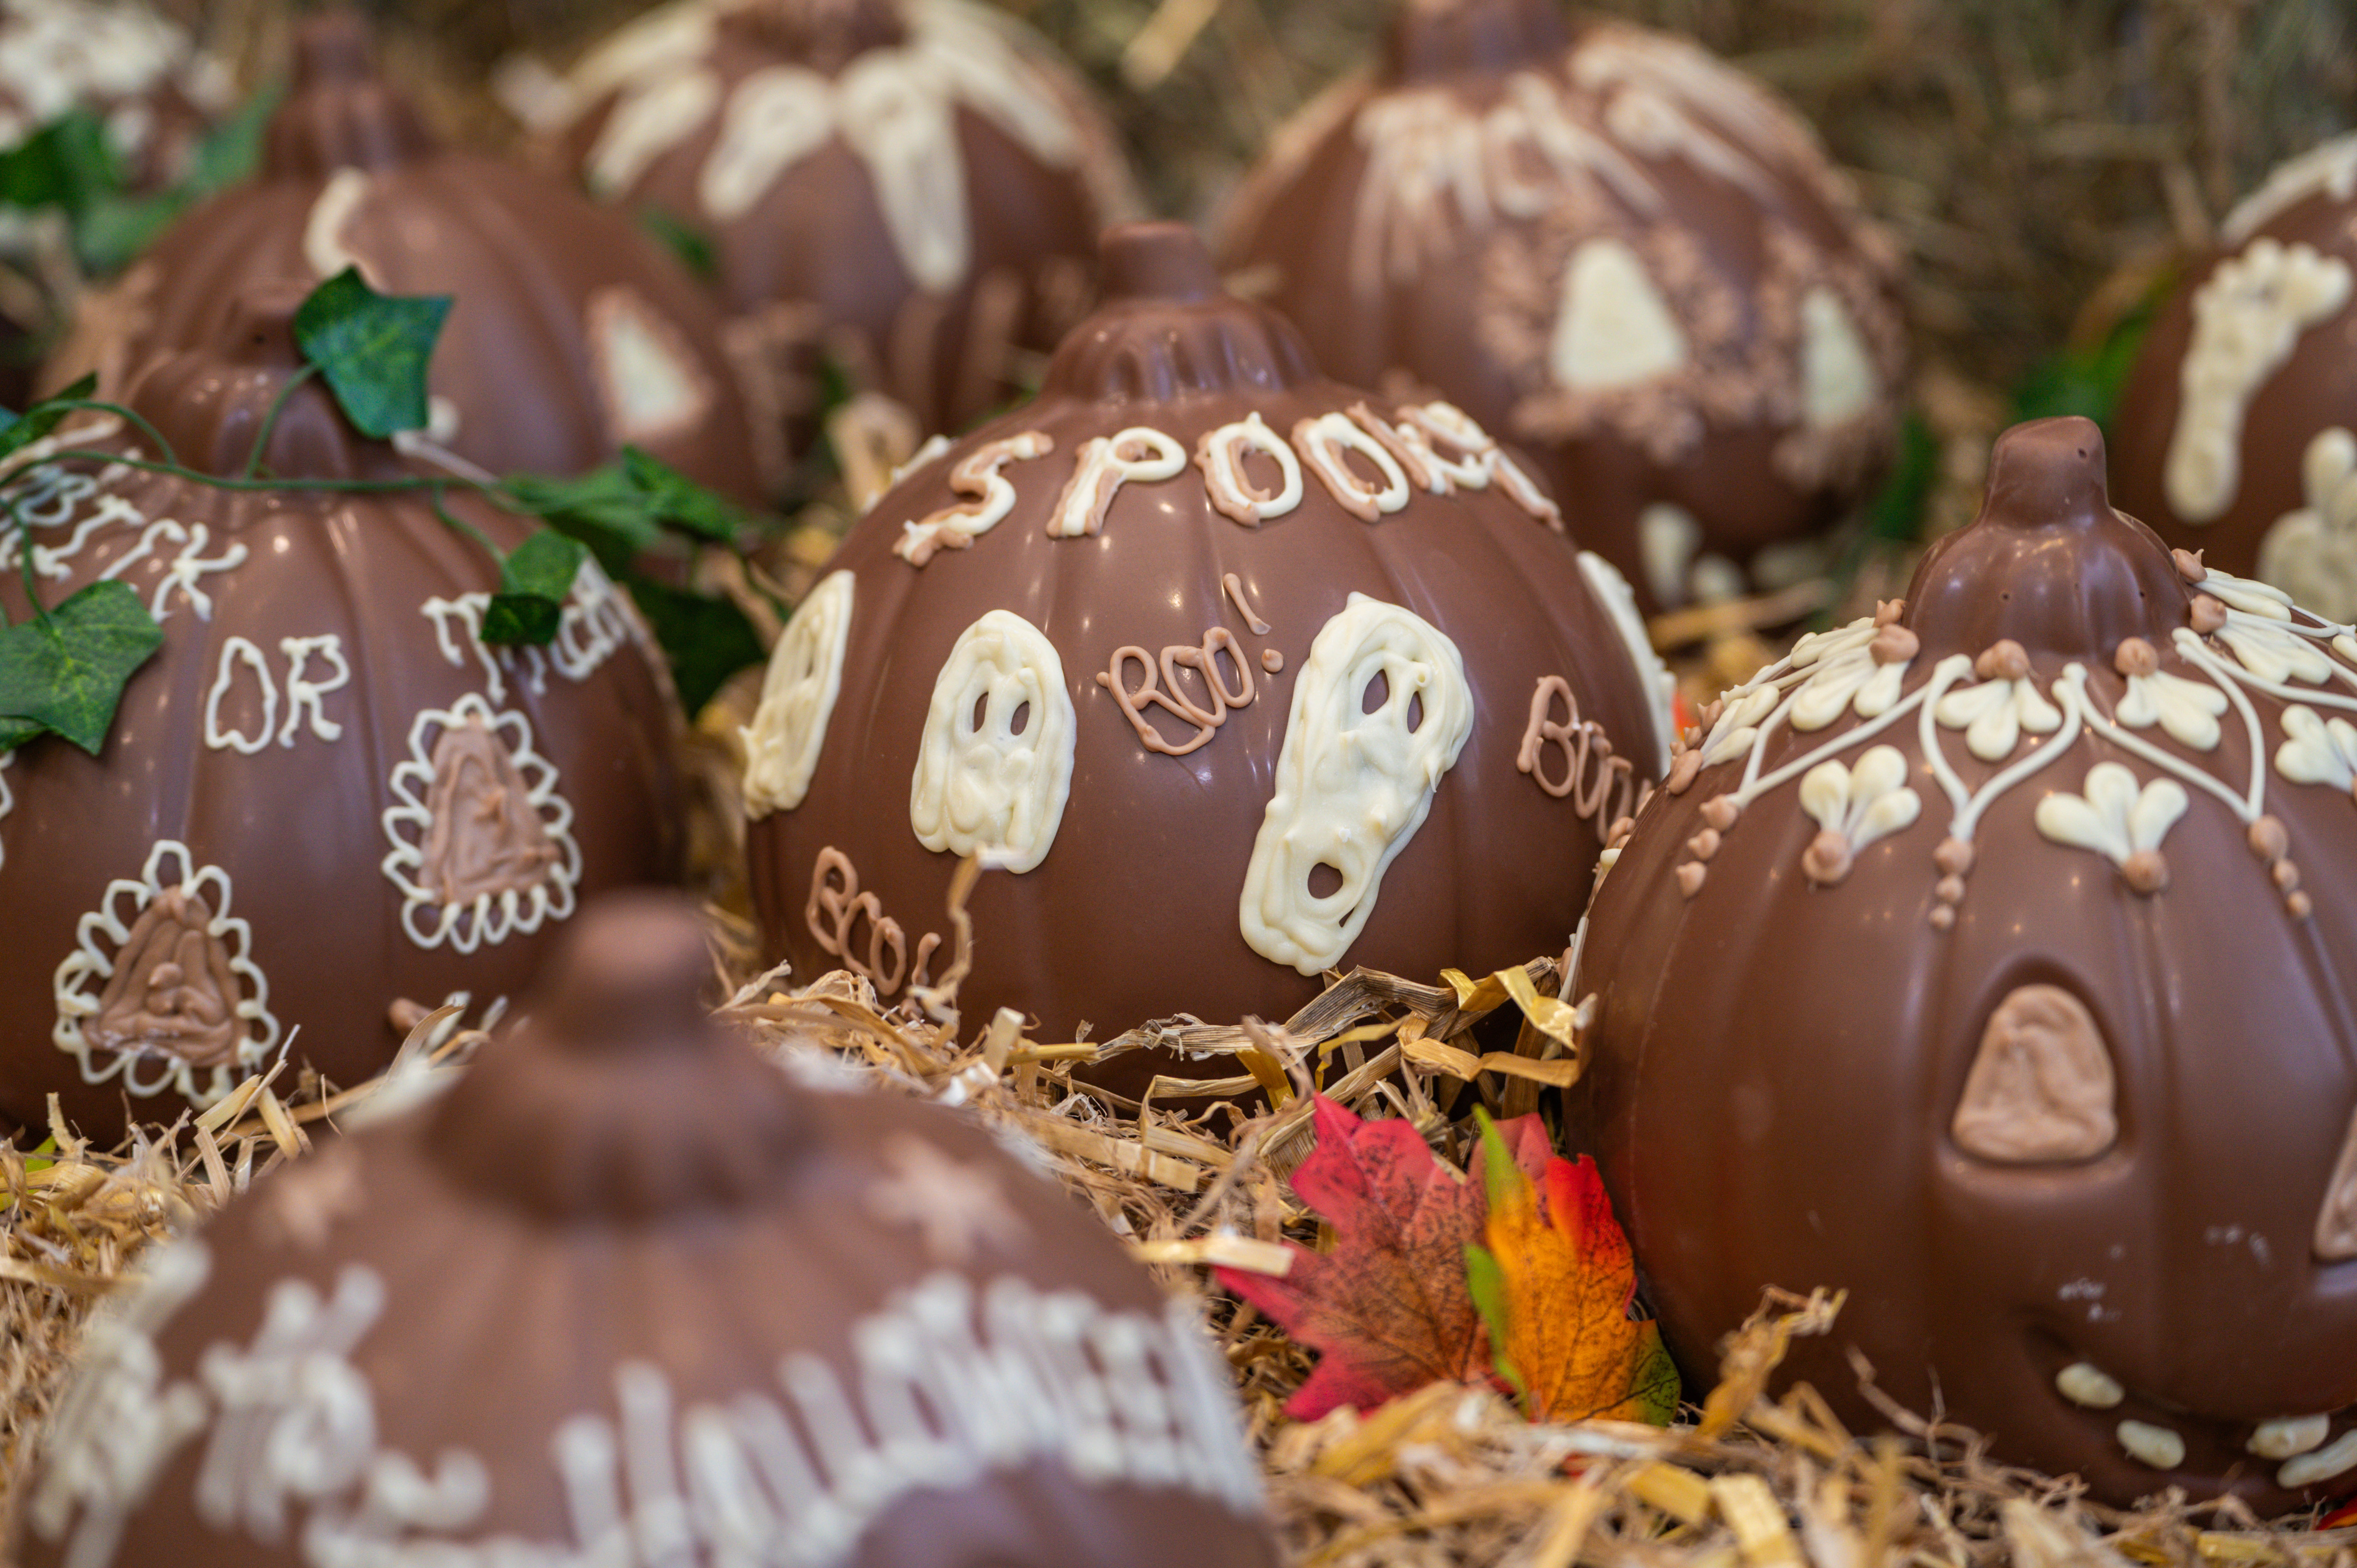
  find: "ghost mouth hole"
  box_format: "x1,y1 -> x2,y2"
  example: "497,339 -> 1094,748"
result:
1306,862 -> 1345,900
1010,701 -> 1031,736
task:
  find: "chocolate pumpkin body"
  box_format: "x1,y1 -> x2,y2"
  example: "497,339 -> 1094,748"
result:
0,290 -> 682,1142
2112,135 -> 2357,616
50,13 -> 764,503
15,893 -> 1283,1568
544,0 -> 1138,469
1572,416 -> 2357,1510
744,223 -> 1671,1094
1218,0 -> 1906,613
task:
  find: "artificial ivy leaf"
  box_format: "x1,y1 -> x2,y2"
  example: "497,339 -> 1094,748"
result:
0,373 -> 99,464
0,715 -> 41,751
1463,1111 -> 1680,1425
480,529 -> 588,646
0,109 -> 120,217
637,206 -> 716,280
504,466 -> 666,574
622,446 -> 743,542
291,266 -> 452,438
0,580 -> 164,754
624,575 -> 764,718
1214,1095 -> 1553,1420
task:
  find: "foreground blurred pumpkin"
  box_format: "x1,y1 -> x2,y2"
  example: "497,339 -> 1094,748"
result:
538,0 -> 1138,473
0,288 -> 682,1142
1572,416 -> 2357,1510
743,222 -> 1672,1095
50,10 -> 764,502
16,891 -> 1283,1568
2112,134 -> 2357,617
1219,0 -> 1907,613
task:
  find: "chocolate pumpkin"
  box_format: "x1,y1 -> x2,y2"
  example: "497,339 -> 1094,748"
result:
743,222 -> 1672,1095
49,11 -> 764,503
1217,0 -> 1907,613
0,285 -> 683,1142
1571,415 -> 2357,1509
2111,134 -> 2357,617
14,890 -> 1283,1568
539,0 -> 1138,475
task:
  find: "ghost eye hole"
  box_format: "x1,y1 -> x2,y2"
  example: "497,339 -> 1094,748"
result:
1357,669 -> 1428,731
1009,701 -> 1031,736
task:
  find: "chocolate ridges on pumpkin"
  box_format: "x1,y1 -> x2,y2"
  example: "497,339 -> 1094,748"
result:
124,284 -> 404,482
1903,416 -> 2191,662
263,9 -> 437,180
424,892 -> 814,1224
1044,222 -> 1319,404
1386,0 -> 1569,82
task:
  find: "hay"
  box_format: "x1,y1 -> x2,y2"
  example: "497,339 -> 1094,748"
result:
4,883 -> 2356,1565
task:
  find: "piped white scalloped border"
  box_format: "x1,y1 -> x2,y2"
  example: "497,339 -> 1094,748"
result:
52,841 -> 279,1106
379,694 -> 581,954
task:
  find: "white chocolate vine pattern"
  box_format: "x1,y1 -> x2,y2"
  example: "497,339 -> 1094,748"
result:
1659,558 -> 2357,926
888,400 -> 1558,569
30,1244 -> 1266,1568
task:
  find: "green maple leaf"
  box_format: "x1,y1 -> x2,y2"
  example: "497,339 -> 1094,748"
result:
0,580 -> 164,754
481,528 -> 588,646
291,267 -> 452,438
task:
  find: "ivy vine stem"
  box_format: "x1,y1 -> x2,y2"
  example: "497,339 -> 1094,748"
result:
240,362 -> 321,481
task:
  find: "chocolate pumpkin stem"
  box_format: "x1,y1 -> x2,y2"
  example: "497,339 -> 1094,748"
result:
1044,222 -> 1319,402
1387,0 -> 1568,83
426,892 -> 816,1222
265,10 -> 437,180
1902,416 -> 2192,664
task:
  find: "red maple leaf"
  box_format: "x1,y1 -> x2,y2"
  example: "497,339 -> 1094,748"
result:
1217,1095 -> 1550,1420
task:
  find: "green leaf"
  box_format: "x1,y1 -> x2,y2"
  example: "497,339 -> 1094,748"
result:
182,82 -> 278,198
0,579 -> 164,754
636,205 -> 716,280
71,191 -> 185,276
291,267 -> 452,438
0,110 -> 121,217
1463,1243 -> 1525,1405
0,715 -> 42,751
479,529 -> 588,647
622,447 -> 743,542
504,467 -> 665,577
0,373 -> 99,464
624,575 -> 764,717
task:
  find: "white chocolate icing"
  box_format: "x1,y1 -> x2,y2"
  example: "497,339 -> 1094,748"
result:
2258,427 -> 2357,622
895,431 -> 1054,565
908,609 -> 1075,874
379,694 -> 582,954
1239,594 -> 1473,973
2033,762 -> 2189,871
1951,984 -> 2118,1164
1047,427 -> 1186,538
2281,1430 -> 2357,1489
2117,1421 -> 2187,1473
29,1256 -> 1265,1568
1577,548 -> 1677,765
590,65 -> 723,197
0,750 -> 11,874
2318,1100 -> 2357,1261
52,840 -> 279,1105
1787,621 -> 1907,731
1798,284 -> 1876,429
2115,662 -> 2228,751
1637,501 -> 1701,607
2166,238 -> 2352,523
201,637 -> 275,755
98,518 -> 246,622
1935,671 -> 2062,761
1291,412 -> 1409,522
743,569 -> 853,818
587,287 -> 714,444
2224,132 -> 2357,245
202,634 -> 351,752
1195,413 -> 1304,526
1796,744 -> 1919,876
1549,237 -> 1686,392
300,167 -> 375,284
2251,1415 -> 2332,1460
2273,704 -> 2357,791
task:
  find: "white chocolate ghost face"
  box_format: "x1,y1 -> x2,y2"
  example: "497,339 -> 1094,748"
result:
742,570 -> 855,818
1240,593 -> 1474,973
908,609 -> 1076,874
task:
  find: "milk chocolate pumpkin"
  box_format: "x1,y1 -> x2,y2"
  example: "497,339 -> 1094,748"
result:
1571,415 -> 2357,1510
541,0 -> 1139,473
50,11 -> 764,503
2112,134 -> 2357,618
1219,0 -> 1907,613
744,222 -> 1672,1095
15,891 -> 1283,1568
0,286 -> 683,1142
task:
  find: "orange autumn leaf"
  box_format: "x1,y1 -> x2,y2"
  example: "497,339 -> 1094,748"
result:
1465,1110 -> 1680,1425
